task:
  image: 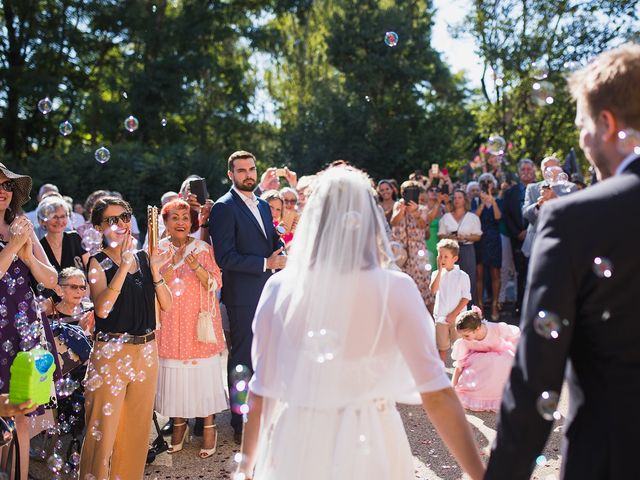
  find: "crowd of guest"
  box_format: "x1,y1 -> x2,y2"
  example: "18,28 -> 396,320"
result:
0,148 -> 589,478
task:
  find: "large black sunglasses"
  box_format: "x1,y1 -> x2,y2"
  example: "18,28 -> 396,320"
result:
0,181 -> 16,192
102,212 -> 132,227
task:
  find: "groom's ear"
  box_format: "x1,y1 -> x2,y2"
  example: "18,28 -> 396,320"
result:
598,109 -> 620,144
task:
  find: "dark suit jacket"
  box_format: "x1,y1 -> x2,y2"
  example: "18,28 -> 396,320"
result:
486,156 -> 640,479
503,183 -> 527,244
209,189 -> 280,309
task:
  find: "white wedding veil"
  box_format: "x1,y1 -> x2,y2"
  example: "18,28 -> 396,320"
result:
248,166 -> 436,478
251,166 -> 425,408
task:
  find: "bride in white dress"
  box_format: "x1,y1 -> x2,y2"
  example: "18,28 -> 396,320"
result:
235,166 -> 484,480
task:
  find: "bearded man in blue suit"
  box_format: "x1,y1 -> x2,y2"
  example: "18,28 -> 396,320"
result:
209,150 -> 285,442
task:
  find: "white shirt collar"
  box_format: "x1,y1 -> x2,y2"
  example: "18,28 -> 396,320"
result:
615,152 -> 640,176
232,185 -> 258,205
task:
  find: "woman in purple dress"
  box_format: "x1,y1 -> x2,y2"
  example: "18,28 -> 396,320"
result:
0,164 -> 58,480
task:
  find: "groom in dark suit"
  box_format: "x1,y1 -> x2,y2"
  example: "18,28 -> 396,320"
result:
209,150 -> 285,441
486,43 -> 640,479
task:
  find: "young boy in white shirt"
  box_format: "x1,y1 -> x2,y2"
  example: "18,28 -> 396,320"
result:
430,239 -> 471,362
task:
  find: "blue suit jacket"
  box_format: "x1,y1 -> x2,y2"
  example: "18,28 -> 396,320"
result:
209,189 -> 280,308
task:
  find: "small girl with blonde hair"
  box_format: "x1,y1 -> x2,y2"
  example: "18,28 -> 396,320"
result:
451,307 -> 520,412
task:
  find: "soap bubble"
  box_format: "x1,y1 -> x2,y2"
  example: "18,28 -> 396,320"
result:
38,97 -> 53,114
124,115 -> 139,132
161,118 -> 167,127
389,241 -> 407,267
532,81 -> 556,106
536,390 -> 561,421
533,310 -> 562,339
592,257 -> 613,279
47,453 -> 64,473
102,403 -> 113,416
95,147 -> 110,164
31,295 -> 48,314
486,135 -> 506,156
99,257 -> 114,271
617,129 -> 640,156
230,364 -> 252,415
544,165 -> 563,184
59,120 -> 73,136
55,377 -> 79,397
303,328 -> 340,364
531,59 -> 549,80
171,277 -> 186,297
384,31 -> 399,47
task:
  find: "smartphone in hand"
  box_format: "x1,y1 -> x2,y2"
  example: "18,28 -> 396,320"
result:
189,177 -> 208,205
402,186 -> 420,204
276,168 -> 286,177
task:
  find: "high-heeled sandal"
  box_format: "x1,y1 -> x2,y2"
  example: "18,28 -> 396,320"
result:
199,425 -> 218,458
168,422 -> 189,454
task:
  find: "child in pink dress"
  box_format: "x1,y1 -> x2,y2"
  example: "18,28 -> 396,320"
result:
451,307 -> 520,412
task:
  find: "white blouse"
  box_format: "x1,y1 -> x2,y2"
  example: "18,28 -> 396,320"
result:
438,212 -> 482,244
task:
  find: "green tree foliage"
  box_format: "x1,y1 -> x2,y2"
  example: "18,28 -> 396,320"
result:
257,0 -> 475,180
1,0 -> 273,222
458,0 -> 640,167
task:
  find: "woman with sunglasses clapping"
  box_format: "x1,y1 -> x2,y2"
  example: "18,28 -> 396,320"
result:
79,197 -> 172,480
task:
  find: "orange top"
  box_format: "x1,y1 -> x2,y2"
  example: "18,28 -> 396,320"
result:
156,238 -> 225,359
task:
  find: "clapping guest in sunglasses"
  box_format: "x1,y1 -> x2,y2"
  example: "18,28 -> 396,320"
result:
79,197 -> 172,480
38,196 -> 89,273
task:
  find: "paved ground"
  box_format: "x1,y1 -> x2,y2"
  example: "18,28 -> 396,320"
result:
31,307 -> 567,479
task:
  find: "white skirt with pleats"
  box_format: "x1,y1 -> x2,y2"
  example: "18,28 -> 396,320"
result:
155,355 -> 228,418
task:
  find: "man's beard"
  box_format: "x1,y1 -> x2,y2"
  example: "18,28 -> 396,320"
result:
234,178 -> 256,192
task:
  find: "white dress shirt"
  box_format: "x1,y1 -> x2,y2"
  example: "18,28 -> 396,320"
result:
430,265 -> 471,323
232,185 -> 266,238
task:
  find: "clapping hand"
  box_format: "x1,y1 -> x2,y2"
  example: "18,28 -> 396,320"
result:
119,233 -> 135,266
8,216 -> 32,248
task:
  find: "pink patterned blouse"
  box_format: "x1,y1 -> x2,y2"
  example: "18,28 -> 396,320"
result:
156,238 -> 225,360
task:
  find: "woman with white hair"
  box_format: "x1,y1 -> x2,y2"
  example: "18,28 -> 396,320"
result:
38,195 -> 89,272
234,166 -> 484,480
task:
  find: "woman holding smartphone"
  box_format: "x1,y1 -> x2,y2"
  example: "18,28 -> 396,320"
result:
79,197 -> 172,480
390,181 -> 433,307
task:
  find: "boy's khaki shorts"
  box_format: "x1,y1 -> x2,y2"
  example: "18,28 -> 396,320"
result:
436,321 -> 458,351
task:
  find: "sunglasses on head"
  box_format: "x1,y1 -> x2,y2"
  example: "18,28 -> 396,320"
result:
0,181 -> 15,192
102,212 -> 132,227
60,284 -> 87,291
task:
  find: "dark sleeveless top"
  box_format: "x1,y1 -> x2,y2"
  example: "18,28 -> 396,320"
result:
92,250 -> 156,336
40,231 -> 87,272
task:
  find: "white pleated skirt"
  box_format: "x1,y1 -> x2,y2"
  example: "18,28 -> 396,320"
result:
155,355 -> 229,418
254,398 -> 414,479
